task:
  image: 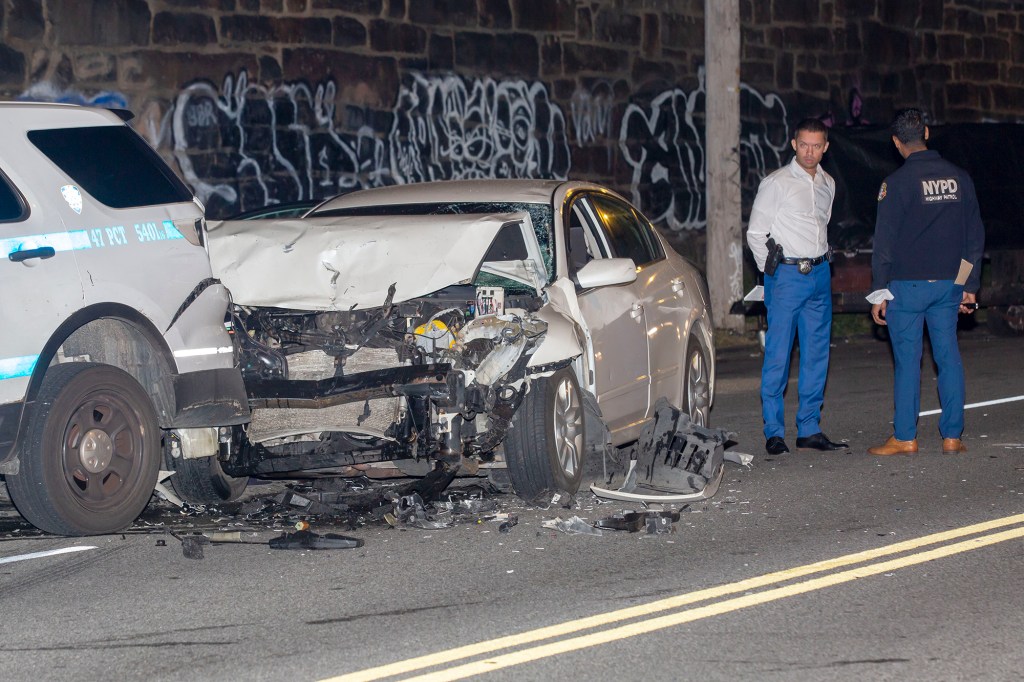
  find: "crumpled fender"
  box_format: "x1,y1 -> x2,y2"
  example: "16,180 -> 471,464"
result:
527,301 -> 584,368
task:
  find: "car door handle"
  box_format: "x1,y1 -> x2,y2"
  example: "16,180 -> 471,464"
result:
671,277 -> 685,293
629,302 -> 644,319
9,246 -> 56,262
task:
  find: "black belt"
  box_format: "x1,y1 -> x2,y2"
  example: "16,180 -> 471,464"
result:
781,254 -> 827,266
780,252 -> 830,275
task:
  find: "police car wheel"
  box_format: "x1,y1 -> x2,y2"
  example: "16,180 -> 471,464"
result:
504,369 -> 585,499
6,363 -> 160,536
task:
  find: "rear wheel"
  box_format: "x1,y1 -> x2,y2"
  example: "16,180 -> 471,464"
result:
682,337 -> 711,427
7,363 -> 160,536
504,368 -> 585,498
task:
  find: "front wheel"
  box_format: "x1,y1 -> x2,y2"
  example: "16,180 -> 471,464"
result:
7,363 -> 161,536
503,368 -> 585,499
683,337 -> 711,427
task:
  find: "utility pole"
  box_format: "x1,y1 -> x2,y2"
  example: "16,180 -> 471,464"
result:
705,0 -> 744,333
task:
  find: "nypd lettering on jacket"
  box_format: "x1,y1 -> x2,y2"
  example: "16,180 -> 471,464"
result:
920,177 -> 960,203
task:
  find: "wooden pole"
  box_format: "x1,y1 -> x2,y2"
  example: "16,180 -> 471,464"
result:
705,0 -> 744,333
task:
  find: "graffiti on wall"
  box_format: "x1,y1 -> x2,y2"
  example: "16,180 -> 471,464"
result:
618,68 -> 789,231
168,70 -> 571,215
570,82 -> 614,145
171,71 -> 390,217
20,70 -> 788,227
389,73 -> 570,184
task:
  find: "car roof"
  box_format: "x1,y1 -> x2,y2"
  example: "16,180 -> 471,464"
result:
0,102 -> 127,130
313,179 -> 619,213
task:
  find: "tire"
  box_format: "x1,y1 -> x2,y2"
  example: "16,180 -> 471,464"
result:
986,305 -> 1024,336
682,337 -> 712,427
504,368 -> 585,498
163,446 -> 247,505
6,363 -> 160,536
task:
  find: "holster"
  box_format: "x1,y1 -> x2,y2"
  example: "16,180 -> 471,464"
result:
763,236 -> 783,276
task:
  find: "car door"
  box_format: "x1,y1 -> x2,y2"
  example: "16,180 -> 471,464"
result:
567,193 -> 651,438
0,161 -> 85,458
627,206 -> 692,412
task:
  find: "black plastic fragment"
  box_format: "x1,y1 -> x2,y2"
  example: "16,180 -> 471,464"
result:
269,530 -> 364,550
181,535 -> 208,559
593,512 -> 645,532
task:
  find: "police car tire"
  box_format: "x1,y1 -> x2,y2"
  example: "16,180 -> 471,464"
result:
503,369 -> 585,499
7,363 -> 160,536
163,448 -> 248,504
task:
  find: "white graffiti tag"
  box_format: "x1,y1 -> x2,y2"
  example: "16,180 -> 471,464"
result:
618,68 -> 789,231
172,70 -> 390,217
389,73 -> 570,183
571,82 -> 614,145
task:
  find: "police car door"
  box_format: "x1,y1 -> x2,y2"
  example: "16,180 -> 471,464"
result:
0,157 -> 85,461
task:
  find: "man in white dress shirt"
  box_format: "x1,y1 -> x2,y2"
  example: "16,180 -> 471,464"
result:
747,118 -> 848,455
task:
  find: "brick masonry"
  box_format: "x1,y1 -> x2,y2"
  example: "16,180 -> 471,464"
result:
1,0 -> 1022,266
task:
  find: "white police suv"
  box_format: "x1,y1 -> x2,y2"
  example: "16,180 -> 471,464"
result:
0,103 -> 249,535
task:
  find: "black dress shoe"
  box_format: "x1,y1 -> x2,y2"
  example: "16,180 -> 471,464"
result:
796,432 -> 848,451
765,436 -> 790,455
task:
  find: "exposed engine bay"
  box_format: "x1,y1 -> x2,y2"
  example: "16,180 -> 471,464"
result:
219,283 -> 560,477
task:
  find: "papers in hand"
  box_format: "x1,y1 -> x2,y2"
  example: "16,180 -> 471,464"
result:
743,285 -> 764,302
954,259 -> 973,286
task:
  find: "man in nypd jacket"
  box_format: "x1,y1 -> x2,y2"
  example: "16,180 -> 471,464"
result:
867,108 -> 985,456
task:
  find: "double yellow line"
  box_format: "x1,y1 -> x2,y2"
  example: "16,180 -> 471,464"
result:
323,512 -> 1024,682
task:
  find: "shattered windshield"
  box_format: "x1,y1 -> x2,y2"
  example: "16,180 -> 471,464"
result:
314,201 -> 556,282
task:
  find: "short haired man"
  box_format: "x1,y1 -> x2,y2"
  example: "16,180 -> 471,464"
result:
866,108 -> 985,455
747,118 -> 848,455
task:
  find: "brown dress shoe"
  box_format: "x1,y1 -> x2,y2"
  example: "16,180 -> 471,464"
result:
867,436 -> 919,456
942,438 -> 967,453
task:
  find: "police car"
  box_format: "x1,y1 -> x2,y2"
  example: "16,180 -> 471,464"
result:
0,103 -> 249,535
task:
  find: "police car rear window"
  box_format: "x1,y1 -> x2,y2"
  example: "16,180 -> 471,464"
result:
27,126 -> 193,209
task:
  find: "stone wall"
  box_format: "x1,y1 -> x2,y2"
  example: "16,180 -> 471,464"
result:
1,0 -> 1021,265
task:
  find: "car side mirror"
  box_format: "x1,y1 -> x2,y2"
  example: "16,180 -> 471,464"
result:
575,258 -> 637,289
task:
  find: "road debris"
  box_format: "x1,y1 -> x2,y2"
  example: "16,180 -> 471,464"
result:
542,516 -> 603,536
593,509 -> 683,534
591,398 -> 745,503
269,530 -> 364,550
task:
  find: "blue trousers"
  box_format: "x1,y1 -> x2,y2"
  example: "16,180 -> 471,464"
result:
761,262 -> 832,439
886,280 -> 965,441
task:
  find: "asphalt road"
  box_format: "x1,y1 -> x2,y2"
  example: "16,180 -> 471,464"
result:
1,327 -> 1023,681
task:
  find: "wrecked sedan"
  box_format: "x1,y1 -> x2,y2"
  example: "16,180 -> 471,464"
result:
200,180 -> 714,502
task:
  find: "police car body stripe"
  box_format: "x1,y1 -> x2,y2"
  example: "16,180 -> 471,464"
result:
1,220 -> 185,258
0,229 -> 91,258
172,347 -> 234,358
0,355 -> 39,380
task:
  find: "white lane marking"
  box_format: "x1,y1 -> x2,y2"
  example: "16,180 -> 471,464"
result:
0,546 -> 97,565
919,394 -> 1024,417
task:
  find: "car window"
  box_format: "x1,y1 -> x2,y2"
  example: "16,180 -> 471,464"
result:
633,208 -> 665,261
565,197 -> 609,275
588,193 -> 662,267
314,201 -> 555,281
0,169 -> 26,222
27,126 -> 194,209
